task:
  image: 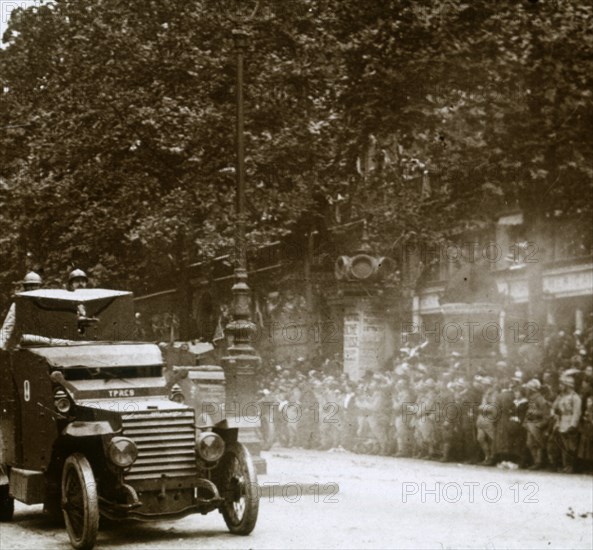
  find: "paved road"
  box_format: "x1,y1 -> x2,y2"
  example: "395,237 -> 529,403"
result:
1,449 -> 592,549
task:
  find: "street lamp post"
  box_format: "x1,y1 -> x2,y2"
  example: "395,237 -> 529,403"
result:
222,28 -> 265,474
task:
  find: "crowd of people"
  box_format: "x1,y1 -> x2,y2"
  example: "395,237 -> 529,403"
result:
258,328 -> 593,474
5,271 -> 592,474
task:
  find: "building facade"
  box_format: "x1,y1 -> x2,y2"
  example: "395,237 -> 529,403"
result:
134,211 -> 593,380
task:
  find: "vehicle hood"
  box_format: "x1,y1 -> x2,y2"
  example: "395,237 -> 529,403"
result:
78,395 -> 190,413
64,377 -> 168,400
28,342 -> 163,368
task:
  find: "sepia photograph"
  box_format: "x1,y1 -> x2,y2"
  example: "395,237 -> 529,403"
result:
0,1 -> 592,549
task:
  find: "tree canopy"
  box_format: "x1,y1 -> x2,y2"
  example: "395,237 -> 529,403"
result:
0,0 -> 344,300
1,0 -> 591,312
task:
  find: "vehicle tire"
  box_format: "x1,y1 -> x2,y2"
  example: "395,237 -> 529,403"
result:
0,485 -> 14,521
259,422 -> 274,451
218,442 -> 259,535
61,453 -> 99,550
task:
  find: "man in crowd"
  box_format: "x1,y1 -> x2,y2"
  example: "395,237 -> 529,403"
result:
550,376 -> 582,473
318,377 -> 342,450
577,374 -> 593,466
355,374 -> 389,454
416,379 -> 439,459
440,381 -> 463,462
298,371 -> 319,449
393,378 -> 415,457
341,380 -> 359,451
523,378 -> 551,470
493,374 -> 518,463
458,377 -> 482,464
476,376 -> 497,465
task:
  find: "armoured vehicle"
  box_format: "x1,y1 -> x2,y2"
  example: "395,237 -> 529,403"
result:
0,289 -> 259,550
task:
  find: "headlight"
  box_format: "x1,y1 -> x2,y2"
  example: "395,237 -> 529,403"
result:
170,384 -> 185,403
196,432 -> 225,462
108,437 -> 138,468
54,389 -> 71,414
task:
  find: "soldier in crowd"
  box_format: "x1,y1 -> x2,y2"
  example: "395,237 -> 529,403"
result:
459,377 -> 482,464
440,381 -> 463,462
341,380 -> 359,450
317,377 -> 332,449
272,370 -> 291,446
367,375 -> 391,455
319,377 -> 342,450
493,375 -> 518,462
433,378 -> 448,459
542,369 -> 559,401
523,378 -> 551,470
510,379 -> 530,466
355,374 -> 388,454
409,379 -> 425,457
476,377 -> 497,465
285,375 -> 302,447
416,379 -> 438,459
550,376 -> 582,473
393,379 -> 415,457
577,375 -> 593,464
298,371 -> 319,449
354,379 -> 371,451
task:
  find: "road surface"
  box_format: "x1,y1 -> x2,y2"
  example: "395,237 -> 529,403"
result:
1,449 -> 591,549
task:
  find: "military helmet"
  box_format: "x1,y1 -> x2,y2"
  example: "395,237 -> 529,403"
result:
22,271 -> 42,288
523,379 -> 541,392
68,268 -> 88,282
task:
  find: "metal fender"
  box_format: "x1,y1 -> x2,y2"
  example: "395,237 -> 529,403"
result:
63,420 -> 117,437
212,418 -> 239,444
0,464 -> 8,485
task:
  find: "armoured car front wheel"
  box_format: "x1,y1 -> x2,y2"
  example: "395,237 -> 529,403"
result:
0,485 -> 14,521
61,453 -> 99,550
219,442 -> 259,535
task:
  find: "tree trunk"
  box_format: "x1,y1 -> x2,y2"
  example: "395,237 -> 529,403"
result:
524,210 -> 547,367
176,232 -> 193,341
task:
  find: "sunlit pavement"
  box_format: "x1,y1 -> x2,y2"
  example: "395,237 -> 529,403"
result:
2,448 -> 592,549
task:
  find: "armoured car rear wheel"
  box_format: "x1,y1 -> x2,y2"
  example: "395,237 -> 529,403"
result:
44,496 -> 65,525
0,485 -> 14,521
61,453 -> 99,550
219,442 -> 259,535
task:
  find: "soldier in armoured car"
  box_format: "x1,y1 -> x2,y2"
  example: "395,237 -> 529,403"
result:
67,268 -> 88,291
0,271 -> 43,350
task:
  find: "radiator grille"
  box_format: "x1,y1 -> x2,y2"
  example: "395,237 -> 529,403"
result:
121,409 -> 197,481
